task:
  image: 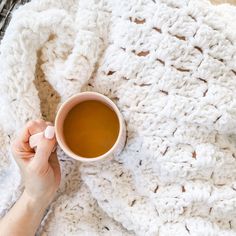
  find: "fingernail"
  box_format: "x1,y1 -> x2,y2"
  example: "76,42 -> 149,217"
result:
44,126 -> 55,139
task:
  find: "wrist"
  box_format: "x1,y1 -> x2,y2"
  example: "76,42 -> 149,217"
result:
0,191 -> 49,236
21,190 -> 51,212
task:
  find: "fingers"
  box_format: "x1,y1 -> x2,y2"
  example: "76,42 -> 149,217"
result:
19,119 -> 47,141
13,120 -> 47,153
12,119 -> 53,161
27,119 -> 49,136
12,125 -> 33,155
32,128 -> 56,169
46,121 -> 53,126
49,153 -> 61,186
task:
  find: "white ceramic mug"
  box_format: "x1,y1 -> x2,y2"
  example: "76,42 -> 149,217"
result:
29,92 -> 126,162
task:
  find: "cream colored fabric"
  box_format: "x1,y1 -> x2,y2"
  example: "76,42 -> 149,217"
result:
0,0 -> 236,235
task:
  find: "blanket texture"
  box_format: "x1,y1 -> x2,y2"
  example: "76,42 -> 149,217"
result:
1,0 -> 236,235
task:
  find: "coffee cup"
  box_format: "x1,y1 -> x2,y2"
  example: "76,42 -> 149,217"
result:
29,92 -> 126,162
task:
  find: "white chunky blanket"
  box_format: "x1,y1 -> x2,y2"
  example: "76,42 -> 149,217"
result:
1,0 -> 236,235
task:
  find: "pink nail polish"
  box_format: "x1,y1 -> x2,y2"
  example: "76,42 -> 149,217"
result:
44,126 -> 55,139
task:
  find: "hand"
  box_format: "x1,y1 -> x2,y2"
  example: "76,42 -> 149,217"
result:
11,120 -> 61,205
0,120 -> 61,236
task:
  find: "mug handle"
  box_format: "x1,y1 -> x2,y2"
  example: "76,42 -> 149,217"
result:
29,132 -> 44,149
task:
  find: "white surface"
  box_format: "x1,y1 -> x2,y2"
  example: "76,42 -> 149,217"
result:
0,0 -> 236,235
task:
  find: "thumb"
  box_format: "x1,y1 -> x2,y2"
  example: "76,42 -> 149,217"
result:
32,126 -> 56,169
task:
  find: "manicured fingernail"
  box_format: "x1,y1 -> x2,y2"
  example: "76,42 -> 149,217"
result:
44,126 -> 55,139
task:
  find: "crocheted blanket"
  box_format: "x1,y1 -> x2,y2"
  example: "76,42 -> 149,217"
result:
1,0 -> 236,235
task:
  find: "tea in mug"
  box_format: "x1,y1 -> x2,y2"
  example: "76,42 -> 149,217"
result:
63,100 -> 120,158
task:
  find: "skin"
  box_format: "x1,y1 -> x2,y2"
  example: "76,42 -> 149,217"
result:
0,120 -> 61,236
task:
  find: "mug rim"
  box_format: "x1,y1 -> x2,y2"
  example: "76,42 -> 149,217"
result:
55,91 -> 124,162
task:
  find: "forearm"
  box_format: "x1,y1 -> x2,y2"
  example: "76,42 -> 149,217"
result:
0,191 -> 49,236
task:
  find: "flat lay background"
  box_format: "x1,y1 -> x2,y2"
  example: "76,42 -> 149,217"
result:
0,0 -> 236,235
0,0 -> 236,41
211,0 -> 236,4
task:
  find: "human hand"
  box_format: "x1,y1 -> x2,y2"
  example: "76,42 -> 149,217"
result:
11,120 -> 61,206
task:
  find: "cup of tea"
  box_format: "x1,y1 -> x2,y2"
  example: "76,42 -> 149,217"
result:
29,92 -> 126,162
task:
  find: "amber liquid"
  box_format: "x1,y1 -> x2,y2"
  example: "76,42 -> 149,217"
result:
63,100 -> 120,158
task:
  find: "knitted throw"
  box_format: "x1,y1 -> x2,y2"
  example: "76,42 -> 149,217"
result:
0,0 -> 236,235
